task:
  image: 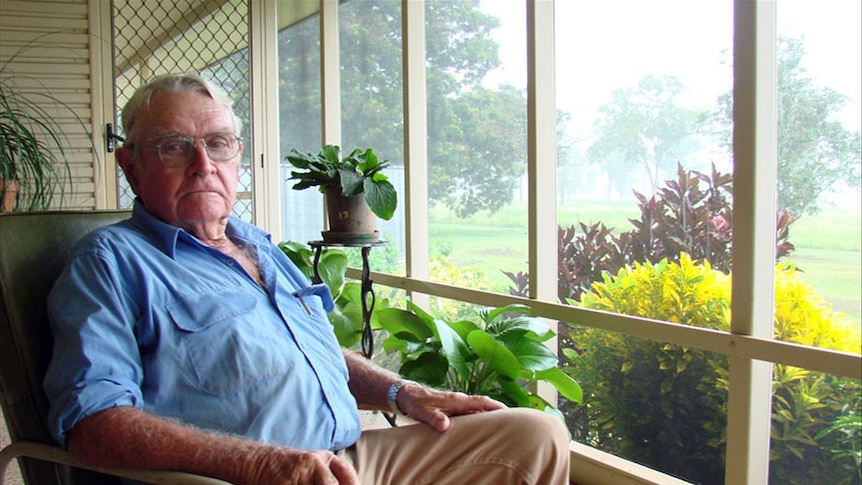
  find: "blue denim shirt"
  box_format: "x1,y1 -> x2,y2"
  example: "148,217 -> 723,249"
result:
44,201 -> 361,451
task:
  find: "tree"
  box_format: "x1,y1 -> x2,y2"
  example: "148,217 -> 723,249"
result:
435,85 -> 527,216
337,0 -> 535,217
277,14 -> 323,155
714,36 -> 861,216
279,0 -> 533,218
586,74 -> 704,198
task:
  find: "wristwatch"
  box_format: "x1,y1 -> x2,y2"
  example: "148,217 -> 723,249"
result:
387,379 -> 416,415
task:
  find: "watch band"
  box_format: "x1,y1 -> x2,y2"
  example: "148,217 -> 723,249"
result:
387,379 -> 415,414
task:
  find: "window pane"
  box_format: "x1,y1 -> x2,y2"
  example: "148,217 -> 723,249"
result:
339,0 -> 405,272
769,368 -> 861,485
554,1 -> 734,481
427,0 -> 527,293
774,0 -> 862,350
563,325 -> 730,484
278,9 -> 324,243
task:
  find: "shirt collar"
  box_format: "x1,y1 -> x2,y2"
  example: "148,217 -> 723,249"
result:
130,198 -> 273,258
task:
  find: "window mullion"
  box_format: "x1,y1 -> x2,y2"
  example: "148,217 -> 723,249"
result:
527,0 -> 557,401
726,1 -> 778,483
249,0 -> 281,237
320,0 -> 341,146
402,0 -> 430,305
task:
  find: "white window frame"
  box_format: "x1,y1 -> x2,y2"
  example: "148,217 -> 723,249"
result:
91,0 -> 861,482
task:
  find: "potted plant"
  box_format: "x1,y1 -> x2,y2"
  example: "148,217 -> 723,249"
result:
1,41 -> 73,212
376,302 -> 583,421
285,144 -> 397,243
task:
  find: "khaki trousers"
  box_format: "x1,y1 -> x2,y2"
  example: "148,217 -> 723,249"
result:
340,407 -> 570,485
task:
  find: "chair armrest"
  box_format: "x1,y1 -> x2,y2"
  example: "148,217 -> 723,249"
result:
1,441 -> 232,485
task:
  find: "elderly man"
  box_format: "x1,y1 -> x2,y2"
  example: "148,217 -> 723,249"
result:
44,73 -> 570,484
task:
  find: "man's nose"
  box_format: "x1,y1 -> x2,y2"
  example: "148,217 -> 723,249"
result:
187,139 -> 216,172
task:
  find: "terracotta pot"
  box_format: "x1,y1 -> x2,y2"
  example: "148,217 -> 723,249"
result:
1,180 -> 19,213
322,187 -> 379,243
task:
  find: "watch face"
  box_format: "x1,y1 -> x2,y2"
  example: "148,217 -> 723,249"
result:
388,380 -> 413,414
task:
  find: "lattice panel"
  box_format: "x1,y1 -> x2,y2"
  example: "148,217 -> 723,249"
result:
111,0 -> 253,222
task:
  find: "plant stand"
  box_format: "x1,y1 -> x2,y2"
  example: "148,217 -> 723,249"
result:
308,239 -> 389,359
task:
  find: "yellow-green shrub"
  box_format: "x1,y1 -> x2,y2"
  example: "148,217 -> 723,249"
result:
568,255 -> 860,485
427,255 -> 492,321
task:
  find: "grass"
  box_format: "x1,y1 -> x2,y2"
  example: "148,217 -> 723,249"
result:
428,200 -> 862,327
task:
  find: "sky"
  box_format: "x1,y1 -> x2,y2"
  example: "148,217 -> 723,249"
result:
481,0 -> 862,133
479,0 -> 861,204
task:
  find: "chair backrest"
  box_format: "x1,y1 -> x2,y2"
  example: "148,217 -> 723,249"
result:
0,210 -> 131,485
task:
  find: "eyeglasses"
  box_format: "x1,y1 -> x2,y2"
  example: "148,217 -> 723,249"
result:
147,133 -> 242,167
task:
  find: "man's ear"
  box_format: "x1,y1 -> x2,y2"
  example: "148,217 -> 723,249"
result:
115,147 -> 140,194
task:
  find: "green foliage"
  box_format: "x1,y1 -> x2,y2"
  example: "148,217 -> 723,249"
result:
285,144 -> 398,220
427,255 -> 493,321
278,241 -> 390,349
1,36 -> 75,211
329,1 -> 527,217
713,36 -> 862,217
344,236 -> 401,275
434,85 -> 528,217
506,164 -> 796,302
568,255 -> 861,485
769,263 -> 862,485
377,302 -> 582,420
814,413 -> 861,485
587,74 -> 706,196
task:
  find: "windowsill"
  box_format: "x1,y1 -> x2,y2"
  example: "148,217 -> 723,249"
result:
568,440 -> 693,485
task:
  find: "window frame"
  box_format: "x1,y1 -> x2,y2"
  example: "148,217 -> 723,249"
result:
96,0 -> 861,482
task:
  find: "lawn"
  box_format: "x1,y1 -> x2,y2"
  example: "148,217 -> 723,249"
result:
428,201 -> 862,326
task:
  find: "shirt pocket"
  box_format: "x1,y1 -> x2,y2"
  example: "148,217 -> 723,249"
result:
167,292 -> 290,396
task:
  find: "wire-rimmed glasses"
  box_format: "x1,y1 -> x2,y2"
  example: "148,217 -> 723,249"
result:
148,133 -> 242,167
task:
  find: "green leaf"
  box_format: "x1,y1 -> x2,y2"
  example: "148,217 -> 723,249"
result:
487,315 -> 553,341
483,303 -> 531,323
561,348 -> 580,362
364,178 -> 397,220
498,378 -> 532,407
278,241 -> 314,279
437,320 -> 471,381
376,308 -> 433,342
466,330 -> 520,380
534,367 -> 583,403
336,282 -> 362,308
506,338 -> 558,371
321,144 -> 341,163
401,352 -> 449,387
317,250 -> 348,295
448,319 -> 481,342
406,299 -> 436,324
340,168 -> 364,196
328,301 -> 363,348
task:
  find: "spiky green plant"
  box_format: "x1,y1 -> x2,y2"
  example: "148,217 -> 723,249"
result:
0,36 -> 77,211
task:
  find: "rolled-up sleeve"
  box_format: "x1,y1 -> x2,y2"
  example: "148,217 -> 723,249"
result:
44,245 -> 144,448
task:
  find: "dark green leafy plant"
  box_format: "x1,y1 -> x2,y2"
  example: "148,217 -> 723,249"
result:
1,38 -> 75,211
813,413 -> 861,485
377,302 -> 582,419
506,164 -> 797,302
285,144 -> 398,220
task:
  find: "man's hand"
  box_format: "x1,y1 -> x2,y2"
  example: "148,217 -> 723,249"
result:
396,384 -> 507,432
245,447 -> 360,485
